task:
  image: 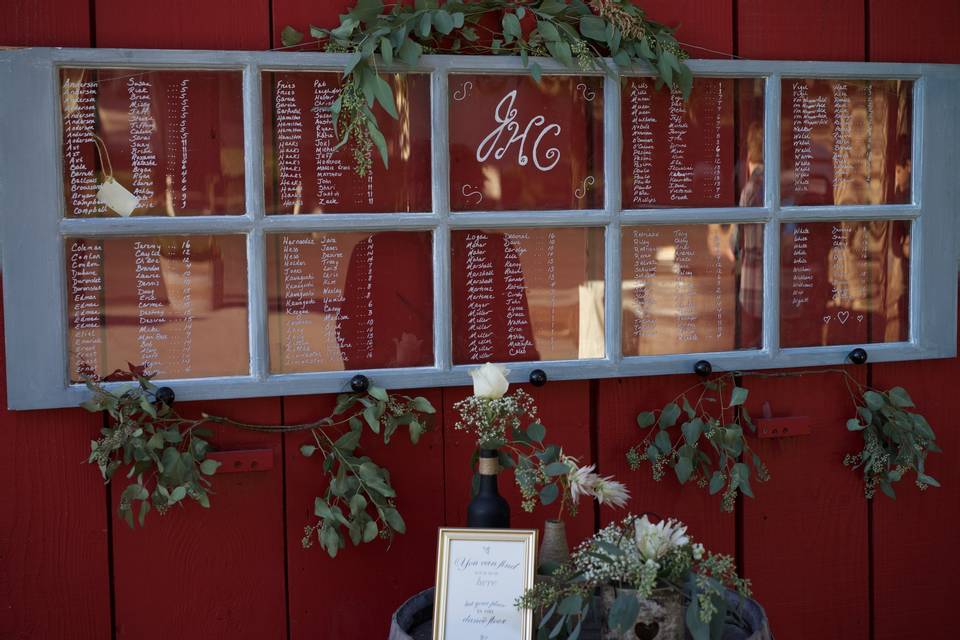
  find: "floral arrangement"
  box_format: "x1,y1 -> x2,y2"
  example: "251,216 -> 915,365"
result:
518,514 -> 750,640
455,363 -> 629,518
82,366 -> 436,559
281,0 -> 691,175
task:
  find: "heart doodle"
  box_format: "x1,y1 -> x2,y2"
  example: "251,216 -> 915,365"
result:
634,621 -> 660,640
837,311 -> 850,324
857,314 -> 864,323
823,316 -> 831,324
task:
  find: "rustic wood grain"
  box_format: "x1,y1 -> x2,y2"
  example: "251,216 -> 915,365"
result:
0,0 -> 90,48
738,0 -> 865,61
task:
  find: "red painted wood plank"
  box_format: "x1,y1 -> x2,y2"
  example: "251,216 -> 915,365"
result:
110,398 -> 286,640
283,388 -> 444,639
272,0 -> 355,49
94,0 -> 270,50
870,0 -> 960,63
0,0 -> 90,48
738,0 -> 865,61
637,0 -> 733,60
740,368 -> 869,640
595,375 -> 736,556
443,381 -> 596,546
0,294 -> 112,639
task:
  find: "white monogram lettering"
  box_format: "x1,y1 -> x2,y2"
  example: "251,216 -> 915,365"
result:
475,90 -> 561,171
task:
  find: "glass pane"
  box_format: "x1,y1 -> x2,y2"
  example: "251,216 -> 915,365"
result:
621,78 -> 765,208
266,231 -> 434,373
451,227 -> 605,364
780,220 -> 910,347
621,223 -> 764,356
781,79 -> 913,206
66,235 -> 249,382
262,71 -> 432,214
60,68 -> 245,217
449,75 -> 604,211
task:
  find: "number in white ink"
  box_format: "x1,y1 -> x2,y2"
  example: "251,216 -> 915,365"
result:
575,82 -> 596,101
475,90 -> 561,172
453,80 -> 473,102
574,175 -> 595,199
461,184 -> 483,205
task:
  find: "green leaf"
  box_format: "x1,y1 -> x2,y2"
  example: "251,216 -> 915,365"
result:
362,519 -> 379,542
535,445 -> 560,465
363,404 -> 382,433
659,403 -> 681,429
557,594 -> 583,615
418,11 -> 433,38
888,387 -> 915,408
682,395 -> 695,419
847,418 -> 867,432
349,493 -> 368,516
685,584 -> 710,640
879,480 -> 897,499
654,430 -> 672,455
502,12 -> 522,39
408,419 -> 426,445
864,390 -> 886,411
333,428 -> 362,453
579,15 -> 608,41
397,38 -> 422,66
378,37 -> 394,65
656,53 -> 673,88
139,395 -> 157,418
368,119 -> 390,167
545,40 -> 573,67
410,396 -> 436,414
539,482 -> 560,505
170,486 -> 187,502
529,61 -> 543,83
452,12 -> 464,28
382,507 -> 406,533
314,497 -> 333,519
918,473 -> 941,488
544,461 -> 570,477
353,0 -> 384,23
674,456 -> 693,484
729,386 -> 749,407
527,422 -> 546,443
608,592 -> 641,634
433,9 -> 454,35
368,385 -> 388,401
199,459 -> 221,476
636,411 -> 655,429
300,444 -> 317,457
709,471 -> 725,495
281,26 -> 303,47
537,20 -> 561,42
645,445 -> 660,462
682,418 -> 703,446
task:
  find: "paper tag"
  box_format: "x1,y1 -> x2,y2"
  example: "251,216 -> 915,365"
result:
96,178 -> 138,217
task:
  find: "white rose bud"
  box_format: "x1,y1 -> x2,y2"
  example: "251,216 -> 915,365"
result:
469,363 -> 510,399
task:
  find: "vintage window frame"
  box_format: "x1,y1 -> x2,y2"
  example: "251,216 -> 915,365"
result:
0,48 -> 957,409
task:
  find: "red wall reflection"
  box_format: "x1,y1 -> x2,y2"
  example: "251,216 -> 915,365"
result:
449,75 -> 604,211
262,72 -> 432,214
60,68 -> 246,217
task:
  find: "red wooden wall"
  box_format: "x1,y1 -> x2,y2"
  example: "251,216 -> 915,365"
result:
2,1 -> 959,639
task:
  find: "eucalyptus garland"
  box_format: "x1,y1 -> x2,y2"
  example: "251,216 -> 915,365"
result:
82,366 -> 436,558
282,0 -> 691,175
625,369 -> 941,510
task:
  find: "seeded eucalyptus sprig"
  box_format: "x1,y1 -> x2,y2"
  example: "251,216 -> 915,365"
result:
282,0 -> 691,175
625,373 -> 769,512
82,365 -> 437,558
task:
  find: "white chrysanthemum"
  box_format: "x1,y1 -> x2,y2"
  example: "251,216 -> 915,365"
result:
593,476 -> 630,508
567,463 -> 599,505
634,514 -> 690,560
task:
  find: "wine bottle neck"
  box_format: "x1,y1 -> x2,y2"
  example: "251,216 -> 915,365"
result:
478,456 -> 499,476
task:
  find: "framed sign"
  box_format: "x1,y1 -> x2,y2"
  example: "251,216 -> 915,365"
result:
433,528 -> 537,640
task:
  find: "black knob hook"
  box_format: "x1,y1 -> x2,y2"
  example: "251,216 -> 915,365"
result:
154,386 -> 176,407
848,348 -> 868,365
694,360 -> 712,377
529,369 -> 547,387
350,374 -> 370,393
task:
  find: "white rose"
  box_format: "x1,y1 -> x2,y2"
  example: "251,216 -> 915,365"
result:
469,363 -> 510,399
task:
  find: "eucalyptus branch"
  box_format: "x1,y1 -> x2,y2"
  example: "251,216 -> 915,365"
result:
282,0 -> 692,175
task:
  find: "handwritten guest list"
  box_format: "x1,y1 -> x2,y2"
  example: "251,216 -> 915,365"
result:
780,220 -> 910,347
781,79 -> 913,205
451,228 -> 605,364
66,235 -> 249,382
621,224 -> 764,355
59,68 -> 246,217
448,74 -> 604,211
266,231 -> 434,373
621,78 -> 764,208
262,71 -> 432,214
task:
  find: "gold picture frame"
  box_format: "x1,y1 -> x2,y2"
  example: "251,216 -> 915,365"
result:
432,528 -> 538,640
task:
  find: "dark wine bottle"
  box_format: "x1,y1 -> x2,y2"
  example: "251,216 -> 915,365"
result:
467,449 -> 510,528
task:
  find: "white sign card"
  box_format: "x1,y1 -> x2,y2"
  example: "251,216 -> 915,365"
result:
432,528 -> 537,640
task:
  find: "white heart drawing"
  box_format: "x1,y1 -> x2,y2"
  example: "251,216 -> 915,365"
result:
857,314 -> 864,323
837,311 -> 850,324
823,316 -> 831,324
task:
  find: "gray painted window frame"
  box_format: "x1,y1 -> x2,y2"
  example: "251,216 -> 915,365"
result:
0,48 -> 958,410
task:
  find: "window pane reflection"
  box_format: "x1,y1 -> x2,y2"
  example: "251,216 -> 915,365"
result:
266,231 -> 434,373
780,220 -> 910,347
451,227 -> 605,363
621,223 -> 764,356
781,79 -> 913,206
262,71 -> 432,214
621,78 -> 765,208
66,235 -> 249,381
60,68 -> 245,217
449,75 -> 604,211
